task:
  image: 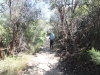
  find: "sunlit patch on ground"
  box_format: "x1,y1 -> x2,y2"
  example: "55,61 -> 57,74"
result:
20,39 -> 62,75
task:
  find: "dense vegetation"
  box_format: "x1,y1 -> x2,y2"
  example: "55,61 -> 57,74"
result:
0,0 -> 47,74
0,0 -> 100,75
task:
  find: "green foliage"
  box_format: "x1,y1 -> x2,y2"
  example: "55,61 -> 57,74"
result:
0,26 -> 5,33
2,27 -> 11,47
25,21 -> 38,42
75,4 -> 89,18
25,20 -> 47,53
89,47 -> 100,65
0,55 -> 29,75
0,23 -> 11,47
36,37 -> 44,43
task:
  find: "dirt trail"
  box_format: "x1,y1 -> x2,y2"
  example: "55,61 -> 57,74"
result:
20,37 -> 63,75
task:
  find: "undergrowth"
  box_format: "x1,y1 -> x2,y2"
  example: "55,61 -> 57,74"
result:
0,55 -> 30,75
89,47 -> 100,65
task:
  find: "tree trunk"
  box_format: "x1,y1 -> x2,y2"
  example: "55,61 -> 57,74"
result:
0,41 -> 4,60
10,22 -> 19,55
58,6 -> 66,44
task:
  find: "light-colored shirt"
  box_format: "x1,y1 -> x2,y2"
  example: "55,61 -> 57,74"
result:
49,33 -> 55,40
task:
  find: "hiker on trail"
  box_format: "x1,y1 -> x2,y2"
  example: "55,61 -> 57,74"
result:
49,33 -> 55,49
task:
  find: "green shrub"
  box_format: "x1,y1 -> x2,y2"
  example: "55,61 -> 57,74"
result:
89,47 -> 100,65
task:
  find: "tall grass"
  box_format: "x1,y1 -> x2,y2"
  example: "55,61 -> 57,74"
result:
0,55 -> 30,75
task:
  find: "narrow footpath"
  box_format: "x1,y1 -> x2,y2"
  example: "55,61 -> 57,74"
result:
20,37 -> 63,75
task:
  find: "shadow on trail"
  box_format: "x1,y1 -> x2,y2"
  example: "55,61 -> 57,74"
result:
20,38 -> 64,75
39,47 -> 55,54
37,46 -> 63,75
